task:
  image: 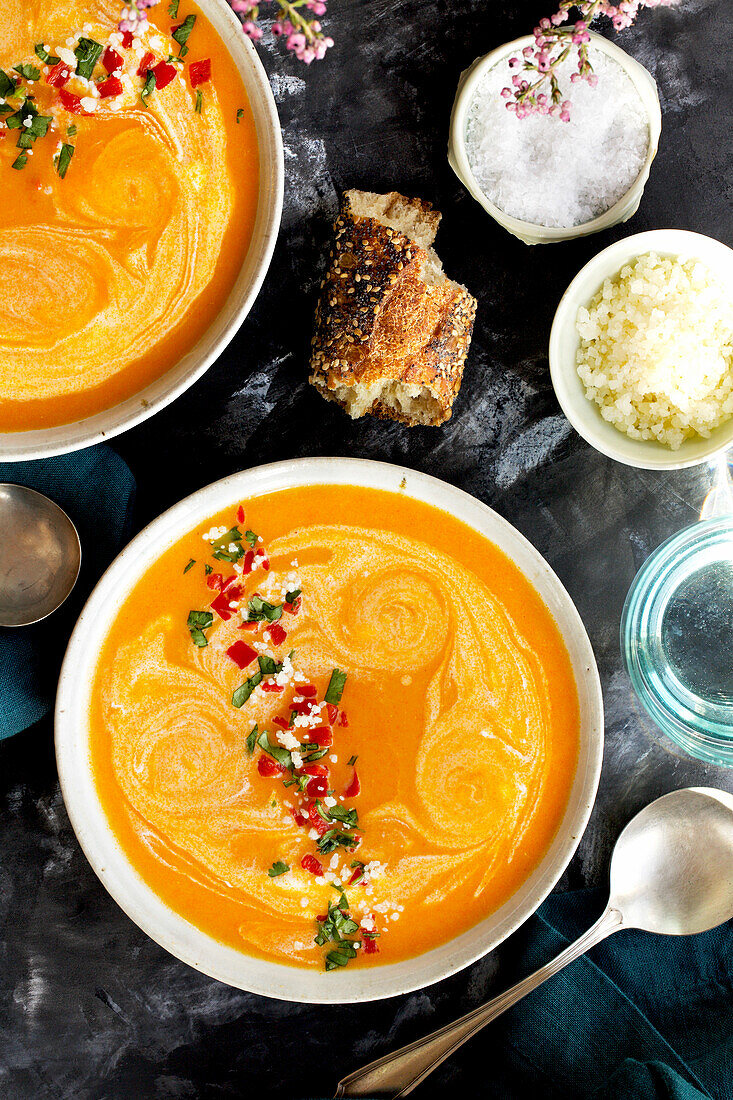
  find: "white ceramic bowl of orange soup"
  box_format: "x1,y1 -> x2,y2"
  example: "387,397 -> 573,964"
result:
56,458 -> 603,1003
0,0 -> 282,460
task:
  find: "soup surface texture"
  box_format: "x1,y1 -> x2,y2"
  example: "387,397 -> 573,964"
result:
89,486 -> 580,970
0,0 -> 258,430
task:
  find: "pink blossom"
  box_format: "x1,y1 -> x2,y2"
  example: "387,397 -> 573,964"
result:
243,19 -> 263,39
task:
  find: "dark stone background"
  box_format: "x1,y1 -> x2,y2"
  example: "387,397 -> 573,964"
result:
2,0 -> 732,1096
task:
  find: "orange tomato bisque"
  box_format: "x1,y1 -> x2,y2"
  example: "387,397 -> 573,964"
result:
0,0 -> 258,431
88,485 -> 580,972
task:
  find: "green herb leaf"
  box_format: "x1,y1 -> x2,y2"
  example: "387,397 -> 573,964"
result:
267,860 -> 289,877
74,37 -> 103,80
187,608 -> 213,647
236,107 -> 244,123
347,755 -> 358,767
13,63 -> 41,81
232,671 -> 262,707
316,828 -> 360,856
183,558 -> 196,573
168,0 -> 180,16
0,69 -> 17,97
194,89 -> 203,114
257,654 -> 282,677
245,595 -> 283,623
204,563 -> 213,575
244,530 -> 258,547
172,13 -> 196,57
141,68 -> 156,106
246,724 -> 259,754
35,44 -> 60,65
327,805 -> 358,828
66,123 -> 77,136
11,151 -> 27,170
210,525 -> 245,562
55,142 -> 74,178
325,668 -> 347,705
285,588 -> 301,604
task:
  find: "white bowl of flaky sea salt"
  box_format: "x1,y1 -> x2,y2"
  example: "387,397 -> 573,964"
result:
449,33 -> 661,245
550,230 -> 733,470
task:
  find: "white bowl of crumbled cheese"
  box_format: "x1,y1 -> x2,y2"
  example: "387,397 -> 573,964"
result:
549,230 -> 733,469
448,33 -> 661,245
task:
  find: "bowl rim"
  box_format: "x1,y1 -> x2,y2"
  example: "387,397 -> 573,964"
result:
549,228 -> 733,470
0,0 -> 283,462
55,457 -> 604,1004
448,32 -> 661,244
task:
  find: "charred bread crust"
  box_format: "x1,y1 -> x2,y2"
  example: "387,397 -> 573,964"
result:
309,192 -> 476,427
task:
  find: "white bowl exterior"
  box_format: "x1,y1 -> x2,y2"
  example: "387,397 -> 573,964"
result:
56,458 -> 603,1004
448,33 -> 661,245
0,0 -> 283,462
549,229 -> 733,470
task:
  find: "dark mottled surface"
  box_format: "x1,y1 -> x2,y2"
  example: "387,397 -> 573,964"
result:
2,1 -> 733,1096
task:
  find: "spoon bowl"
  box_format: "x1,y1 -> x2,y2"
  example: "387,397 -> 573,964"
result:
0,484 -> 81,627
609,787 -> 733,935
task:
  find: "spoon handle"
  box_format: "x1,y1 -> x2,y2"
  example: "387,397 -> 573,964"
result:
335,906 -> 624,1098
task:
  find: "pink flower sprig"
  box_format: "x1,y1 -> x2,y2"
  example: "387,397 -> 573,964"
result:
504,0 -> 678,119
229,0 -> 333,63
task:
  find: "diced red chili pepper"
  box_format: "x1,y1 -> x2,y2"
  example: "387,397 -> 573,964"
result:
309,726 -> 332,748
97,75 -> 123,98
241,549 -> 255,574
325,703 -> 338,725
273,716 -> 289,729
189,57 -> 212,87
46,62 -> 70,88
344,769 -> 360,798
102,46 -> 123,73
316,912 -> 328,922
59,89 -> 84,114
349,834 -> 362,849
226,640 -> 256,670
301,764 -> 328,777
268,623 -> 287,647
257,754 -> 284,778
206,571 -> 225,591
121,30 -> 134,47
301,854 -> 323,877
308,801 -> 330,836
291,807 -> 308,828
261,681 -> 284,694
347,866 -> 364,886
136,51 -> 155,76
210,584 -> 242,620
240,620 -> 259,631
299,684 -> 317,697
262,557 -> 270,572
284,595 -> 302,614
363,936 -> 379,955
306,776 -> 328,799
152,61 -> 177,89
338,710 -> 349,727
236,504 -> 245,523
291,698 -> 315,716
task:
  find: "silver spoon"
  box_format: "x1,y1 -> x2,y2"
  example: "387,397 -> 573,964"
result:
336,786 -> 733,1098
0,483 -> 81,627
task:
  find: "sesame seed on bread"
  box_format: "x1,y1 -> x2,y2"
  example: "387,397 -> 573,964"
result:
309,189 -> 477,427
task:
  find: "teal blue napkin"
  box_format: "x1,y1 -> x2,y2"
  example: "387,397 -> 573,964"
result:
0,445 -> 136,739
474,887 -> 732,1099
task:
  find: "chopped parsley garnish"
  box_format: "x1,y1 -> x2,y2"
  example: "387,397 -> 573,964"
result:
183,558 -> 196,573
236,107 -> 244,123
74,37 -> 103,80
55,143 -> 74,179
0,69 -> 17,97
194,89 -> 203,114
257,729 -> 293,770
244,595 -> 283,623
141,69 -> 156,106
257,654 -> 282,677
316,828 -> 360,856
245,530 -> 258,547
11,152 -> 27,170
285,588 -> 301,604
327,804 -> 358,828
246,725 -> 259,754
67,124 -> 77,136
210,525 -> 245,562
314,893 -> 360,969
172,14 -> 196,57
13,63 -> 41,81
232,671 -> 262,707
34,44 -> 60,65
187,608 -> 213,646
204,563 -> 213,575
267,860 -> 289,877
347,755 -> 358,767
168,0 -> 180,15
325,668 -> 347,705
